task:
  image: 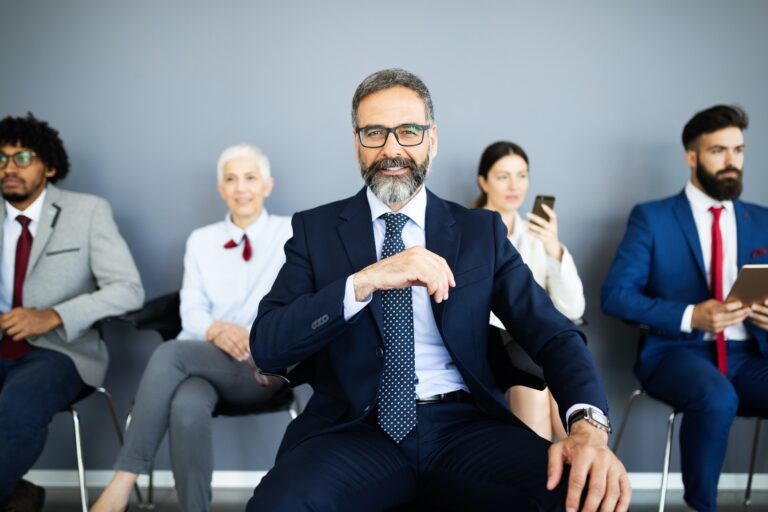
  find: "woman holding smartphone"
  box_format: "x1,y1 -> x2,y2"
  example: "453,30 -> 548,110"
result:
472,140 -> 585,440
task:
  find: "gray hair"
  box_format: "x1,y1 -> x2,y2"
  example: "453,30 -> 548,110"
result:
351,68 -> 434,127
216,143 -> 271,182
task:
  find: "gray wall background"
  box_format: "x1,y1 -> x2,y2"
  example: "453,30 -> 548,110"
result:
2,0 -> 767,476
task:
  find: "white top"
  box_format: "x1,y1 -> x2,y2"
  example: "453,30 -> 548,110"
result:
489,211 -> 585,330
178,209 -> 292,340
680,181 -> 747,340
343,187 -> 468,398
1,188 -> 47,312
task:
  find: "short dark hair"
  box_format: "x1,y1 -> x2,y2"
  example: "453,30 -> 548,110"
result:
682,105 -> 748,150
0,113 -> 70,183
472,141 -> 529,208
351,68 -> 434,127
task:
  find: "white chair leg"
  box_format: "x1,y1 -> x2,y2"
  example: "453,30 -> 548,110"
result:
745,418 -> 762,507
658,410 -> 677,512
71,408 -> 88,512
612,389 -> 644,452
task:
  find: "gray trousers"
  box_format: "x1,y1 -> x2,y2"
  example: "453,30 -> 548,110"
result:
116,340 -> 282,512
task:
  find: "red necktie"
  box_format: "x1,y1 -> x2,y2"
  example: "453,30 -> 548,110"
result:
1,215 -> 34,360
709,206 -> 727,375
224,234 -> 252,262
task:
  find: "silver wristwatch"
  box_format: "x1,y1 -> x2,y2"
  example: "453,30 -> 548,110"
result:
567,407 -> 611,434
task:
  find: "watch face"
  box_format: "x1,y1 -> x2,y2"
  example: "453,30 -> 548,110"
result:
589,409 -> 609,427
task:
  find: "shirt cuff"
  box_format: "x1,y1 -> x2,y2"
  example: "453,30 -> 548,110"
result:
565,403 -> 604,432
343,274 -> 371,321
546,253 -> 562,272
680,304 -> 695,333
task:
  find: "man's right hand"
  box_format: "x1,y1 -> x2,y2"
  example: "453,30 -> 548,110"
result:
353,246 -> 455,303
206,321 -> 250,361
691,299 -> 751,334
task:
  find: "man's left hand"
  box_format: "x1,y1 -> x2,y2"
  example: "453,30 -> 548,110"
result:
749,299 -> 768,330
0,307 -> 62,340
547,421 -> 631,512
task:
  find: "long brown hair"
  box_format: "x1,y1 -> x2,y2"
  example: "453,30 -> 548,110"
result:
472,141 -> 529,208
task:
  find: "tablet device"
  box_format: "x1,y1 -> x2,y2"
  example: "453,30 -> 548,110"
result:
726,264 -> 768,305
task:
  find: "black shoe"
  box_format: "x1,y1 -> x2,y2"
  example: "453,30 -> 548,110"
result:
3,479 -> 45,512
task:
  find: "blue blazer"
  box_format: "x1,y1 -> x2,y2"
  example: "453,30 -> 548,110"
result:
602,190 -> 768,372
252,187 -> 607,456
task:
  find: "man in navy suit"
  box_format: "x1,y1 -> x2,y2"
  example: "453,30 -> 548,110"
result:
602,105 -> 768,512
248,69 -> 630,512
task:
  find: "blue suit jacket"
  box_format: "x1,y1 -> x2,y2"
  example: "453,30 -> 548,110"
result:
252,187 -> 607,456
601,190 -> 768,375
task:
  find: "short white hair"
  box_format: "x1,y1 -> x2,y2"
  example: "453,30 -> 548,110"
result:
216,143 -> 271,182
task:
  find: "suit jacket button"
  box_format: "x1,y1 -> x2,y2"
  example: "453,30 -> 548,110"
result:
375,347 -> 384,358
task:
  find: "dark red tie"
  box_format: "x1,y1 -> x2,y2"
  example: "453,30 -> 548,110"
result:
1,215 -> 34,360
223,234 -> 252,261
709,206 -> 727,375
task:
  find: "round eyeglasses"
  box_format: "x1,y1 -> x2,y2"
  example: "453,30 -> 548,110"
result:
0,150 -> 38,169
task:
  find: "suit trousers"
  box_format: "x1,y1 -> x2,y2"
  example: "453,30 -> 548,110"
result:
248,399 -> 567,511
0,347 -> 85,503
637,339 -> 768,512
115,340 -> 282,512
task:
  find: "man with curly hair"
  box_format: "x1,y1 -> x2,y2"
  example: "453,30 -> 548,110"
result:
0,113 -> 144,511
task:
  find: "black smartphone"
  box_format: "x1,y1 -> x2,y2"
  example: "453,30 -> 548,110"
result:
531,195 -> 555,221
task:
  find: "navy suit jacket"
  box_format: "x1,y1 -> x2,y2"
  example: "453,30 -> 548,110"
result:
601,190 -> 768,376
252,187 -> 607,457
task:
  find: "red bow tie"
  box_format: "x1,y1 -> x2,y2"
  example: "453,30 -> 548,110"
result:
224,234 -> 252,261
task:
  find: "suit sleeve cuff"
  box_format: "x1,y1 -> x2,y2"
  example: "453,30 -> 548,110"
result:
680,304 -> 695,333
343,274 -> 371,321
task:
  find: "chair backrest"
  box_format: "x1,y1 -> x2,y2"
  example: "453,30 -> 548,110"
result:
119,292 -> 182,341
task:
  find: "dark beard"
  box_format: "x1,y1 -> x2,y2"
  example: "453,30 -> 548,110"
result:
360,154 -> 430,205
696,163 -> 743,201
1,191 -> 30,203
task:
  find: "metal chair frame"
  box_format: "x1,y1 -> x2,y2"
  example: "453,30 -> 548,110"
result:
64,386 -> 145,512
612,388 -> 762,511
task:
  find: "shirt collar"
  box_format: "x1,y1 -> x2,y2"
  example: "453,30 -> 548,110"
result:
366,186 -> 427,230
5,187 -> 47,225
224,208 -> 269,240
685,181 -> 733,213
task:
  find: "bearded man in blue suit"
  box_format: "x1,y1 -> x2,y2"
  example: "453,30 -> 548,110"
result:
602,105 -> 768,512
247,69 -> 630,512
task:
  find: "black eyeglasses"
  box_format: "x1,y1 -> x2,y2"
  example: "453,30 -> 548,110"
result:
356,124 -> 430,148
0,150 -> 37,169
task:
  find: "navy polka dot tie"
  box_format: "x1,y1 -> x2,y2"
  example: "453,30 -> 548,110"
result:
377,213 -> 416,443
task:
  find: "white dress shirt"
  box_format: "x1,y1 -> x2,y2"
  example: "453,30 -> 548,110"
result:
343,187 -> 468,398
178,209 -> 292,340
680,181 -> 748,340
1,188 -> 47,313
489,211 -> 585,330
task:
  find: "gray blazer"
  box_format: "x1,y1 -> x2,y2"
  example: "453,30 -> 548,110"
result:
0,184 -> 144,387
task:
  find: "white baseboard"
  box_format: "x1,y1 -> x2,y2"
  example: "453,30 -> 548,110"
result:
25,470 -> 267,489
25,470 -> 768,491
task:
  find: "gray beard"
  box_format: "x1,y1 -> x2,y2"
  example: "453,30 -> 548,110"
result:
360,153 -> 431,205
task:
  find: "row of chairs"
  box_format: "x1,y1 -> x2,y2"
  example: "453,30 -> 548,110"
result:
56,305 -> 762,512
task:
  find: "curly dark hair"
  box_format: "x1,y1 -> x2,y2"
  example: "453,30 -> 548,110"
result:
0,112 -> 70,182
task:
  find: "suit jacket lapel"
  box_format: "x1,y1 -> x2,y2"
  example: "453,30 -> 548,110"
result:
27,185 -> 62,278
734,200 -> 751,269
337,187 -> 384,337
424,189 -> 460,334
673,191 -> 707,283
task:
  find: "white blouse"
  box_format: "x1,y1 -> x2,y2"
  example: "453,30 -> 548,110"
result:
490,212 -> 585,328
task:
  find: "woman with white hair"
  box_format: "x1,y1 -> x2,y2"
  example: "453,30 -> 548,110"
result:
92,144 -> 292,512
